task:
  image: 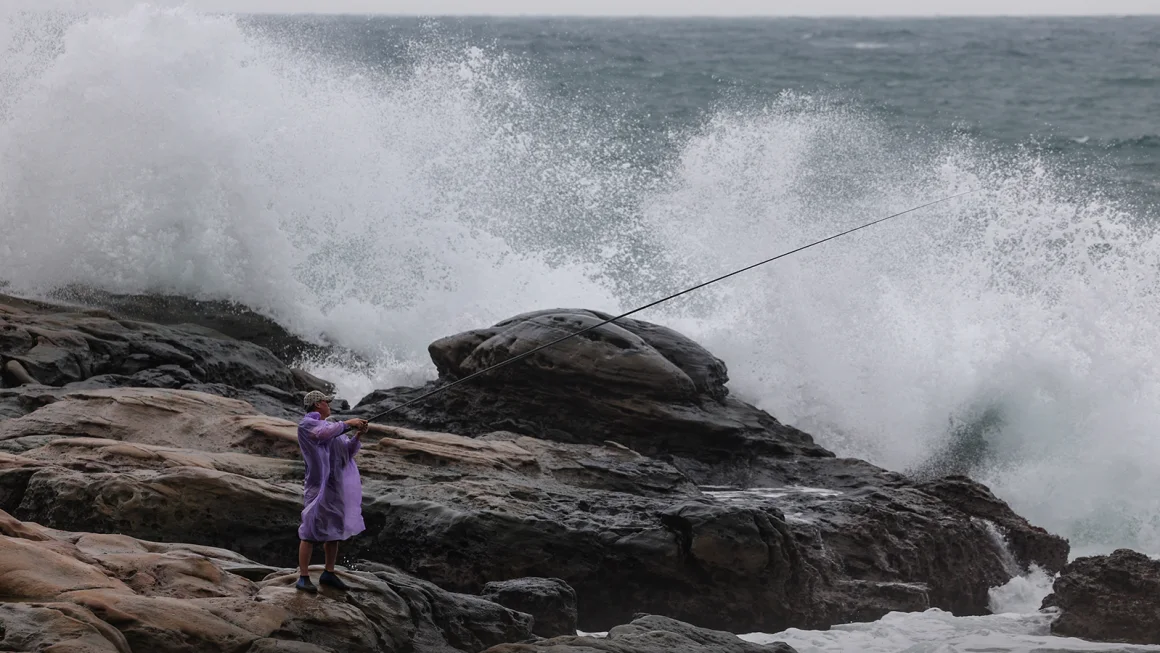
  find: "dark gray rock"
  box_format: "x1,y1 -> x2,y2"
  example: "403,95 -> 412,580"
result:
1042,548 -> 1160,645
0,294 -> 294,390
481,614 -> 798,653
355,309 -> 828,461
431,309 -> 726,401
0,384 -> 70,420
918,475 -> 1069,575
0,293 -> 341,420
481,577 -> 579,638
353,561 -> 536,652
40,286 -> 328,364
345,310 -> 1069,632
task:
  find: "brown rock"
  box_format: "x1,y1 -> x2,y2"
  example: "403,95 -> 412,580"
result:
1,385 -> 1064,634
14,464 -> 302,565
0,601 -> 130,653
0,536 -> 130,600
1043,548 -> 1160,645
0,388 -> 289,455
0,508 -> 534,653
375,426 -> 540,472
63,588 -> 279,653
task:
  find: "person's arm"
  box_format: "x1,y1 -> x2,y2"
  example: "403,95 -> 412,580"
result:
306,418 -> 367,444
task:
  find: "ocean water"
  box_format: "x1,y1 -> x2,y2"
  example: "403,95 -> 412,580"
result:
2,4 -> 1160,650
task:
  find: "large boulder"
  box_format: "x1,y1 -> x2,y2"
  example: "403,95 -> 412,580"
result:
350,310 -> 1068,629
356,309 -> 829,461
0,508 -> 533,653
1042,548 -> 1160,645
480,577 -> 578,638
428,309 -> 728,401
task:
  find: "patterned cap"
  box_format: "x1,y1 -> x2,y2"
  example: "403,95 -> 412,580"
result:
302,390 -> 335,410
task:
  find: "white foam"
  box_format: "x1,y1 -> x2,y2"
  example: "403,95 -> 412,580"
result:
742,608 -> 1160,653
747,567 -> 1151,653
988,565 -> 1056,615
703,485 -> 843,503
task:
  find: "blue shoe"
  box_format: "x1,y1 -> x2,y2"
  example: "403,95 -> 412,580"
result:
295,576 -> 318,593
319,570 -> 349,591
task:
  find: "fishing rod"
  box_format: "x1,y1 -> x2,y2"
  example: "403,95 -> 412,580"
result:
364,189 -> 977,423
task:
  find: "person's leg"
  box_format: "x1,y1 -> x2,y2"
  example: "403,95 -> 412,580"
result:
323,541 -> 338,572
298,540 -> 314,576
319,541 -> 349,590
296,541 -> 318,593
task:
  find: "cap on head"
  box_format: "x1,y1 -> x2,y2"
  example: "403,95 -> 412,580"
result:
303,390 -> 335,410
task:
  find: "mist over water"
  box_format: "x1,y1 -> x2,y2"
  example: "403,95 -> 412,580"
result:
3,2 -> 1160,582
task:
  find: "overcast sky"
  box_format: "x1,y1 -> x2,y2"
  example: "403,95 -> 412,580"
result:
192,0 -> 1160,16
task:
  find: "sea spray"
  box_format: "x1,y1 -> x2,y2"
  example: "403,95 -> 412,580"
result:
635,104 -> 1160,557
0,3 -> 630,361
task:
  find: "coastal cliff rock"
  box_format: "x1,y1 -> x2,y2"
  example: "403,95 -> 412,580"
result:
0,297 -> 1069,637
0,508 -> 533,653
1041,548 -> 1160,645
353,309 -> 1069,628
0,293 -> 328,420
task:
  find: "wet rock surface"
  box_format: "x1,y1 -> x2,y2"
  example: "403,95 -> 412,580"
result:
1042,548 -> 1160,645
354,309 -> 831,465
480,577 -> 578,638
0,293 -> 330,420
0,297 -> 1071,643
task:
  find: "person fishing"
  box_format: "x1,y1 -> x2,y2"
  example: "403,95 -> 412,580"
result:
295,390 -> 369,593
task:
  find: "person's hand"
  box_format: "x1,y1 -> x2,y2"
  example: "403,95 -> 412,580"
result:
344,418 -> 368,432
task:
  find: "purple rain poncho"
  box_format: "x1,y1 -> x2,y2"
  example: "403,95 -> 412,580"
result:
297,412 -> 365,543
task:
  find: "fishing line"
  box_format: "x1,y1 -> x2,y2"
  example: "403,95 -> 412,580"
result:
365,189 -> 977,422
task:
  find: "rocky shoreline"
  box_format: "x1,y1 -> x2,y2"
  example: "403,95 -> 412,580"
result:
1,292 -> 1156,651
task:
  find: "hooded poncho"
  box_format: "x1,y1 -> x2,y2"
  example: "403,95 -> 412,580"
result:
297,412 -> 365,542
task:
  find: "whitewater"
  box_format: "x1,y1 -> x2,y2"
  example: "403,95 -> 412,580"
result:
2,5 -> 1159,651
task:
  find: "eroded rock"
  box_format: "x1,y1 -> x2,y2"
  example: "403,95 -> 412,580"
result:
480,577 -> 578,638
356,309 -> 829,461
0,508 -> 533,653
1042,548 -> 1160,645
0,294 -> 321,419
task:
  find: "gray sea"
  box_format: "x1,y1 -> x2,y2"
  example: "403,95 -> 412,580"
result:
255,15 -> 1160,208
2,6 -> 1160,651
